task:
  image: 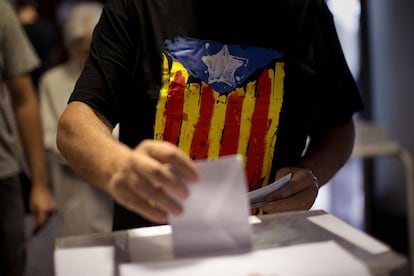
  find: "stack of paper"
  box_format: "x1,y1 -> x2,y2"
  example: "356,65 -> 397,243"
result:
248,173 -> 292,207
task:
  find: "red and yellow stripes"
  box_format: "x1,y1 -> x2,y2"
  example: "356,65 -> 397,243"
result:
154,54 -> 285,190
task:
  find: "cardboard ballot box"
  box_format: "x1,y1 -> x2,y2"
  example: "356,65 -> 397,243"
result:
54,210 -> 409,276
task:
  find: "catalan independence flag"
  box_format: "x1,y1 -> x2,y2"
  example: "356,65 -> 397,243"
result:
154,37 -> 285,192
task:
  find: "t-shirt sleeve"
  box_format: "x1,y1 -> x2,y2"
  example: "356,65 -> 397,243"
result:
69,0 -> 137,127
0,0 -> 40,77
308,1 -> 364,134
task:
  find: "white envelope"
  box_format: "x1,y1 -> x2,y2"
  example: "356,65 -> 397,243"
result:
169,154 -> 252,257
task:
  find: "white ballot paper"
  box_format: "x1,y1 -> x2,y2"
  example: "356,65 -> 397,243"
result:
54,246 -> 115,276
169,154 -> 252,257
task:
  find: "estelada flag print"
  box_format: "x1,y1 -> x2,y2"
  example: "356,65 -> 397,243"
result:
155,37 -> 285,192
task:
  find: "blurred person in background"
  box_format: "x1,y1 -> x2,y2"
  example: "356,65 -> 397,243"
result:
14,0 -> 59,95
39,1 -> 113,237
0,0 -> 56,275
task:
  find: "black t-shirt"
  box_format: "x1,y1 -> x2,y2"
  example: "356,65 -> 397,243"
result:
70,0 -> 363,230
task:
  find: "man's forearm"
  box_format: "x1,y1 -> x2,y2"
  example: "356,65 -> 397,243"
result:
298,120 -> 356,187
56,101 -> 129,193
8,75 -> 48,187
16,99 -> 48,186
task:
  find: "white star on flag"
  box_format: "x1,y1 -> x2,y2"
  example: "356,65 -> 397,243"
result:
202,45 -> 248,88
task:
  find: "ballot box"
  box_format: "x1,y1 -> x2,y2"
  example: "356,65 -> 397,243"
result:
54,209 -> 409,275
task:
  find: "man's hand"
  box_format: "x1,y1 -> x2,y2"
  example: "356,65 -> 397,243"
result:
107,140 -> 200,224
262,167 -> 319,213
29,183 -> 57,227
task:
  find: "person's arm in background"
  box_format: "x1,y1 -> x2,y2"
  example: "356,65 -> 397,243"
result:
263,120 -> 355,213
6,74 -> 56,227
57,101 -> 199,225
